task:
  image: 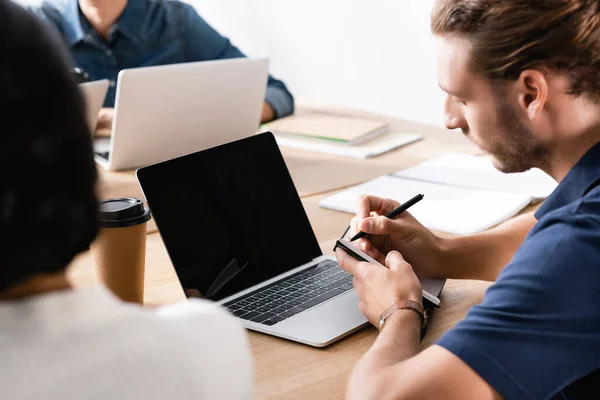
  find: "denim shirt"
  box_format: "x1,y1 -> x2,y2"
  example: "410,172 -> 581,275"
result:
31,0 -> 294,118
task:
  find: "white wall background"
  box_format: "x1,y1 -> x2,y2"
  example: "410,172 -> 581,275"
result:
189,0 -> 445,127
18,0 -> 446,127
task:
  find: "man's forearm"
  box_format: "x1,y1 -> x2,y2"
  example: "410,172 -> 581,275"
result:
346,311 -> 420,400
439,212 -> 536,281
264,86 -> 294,119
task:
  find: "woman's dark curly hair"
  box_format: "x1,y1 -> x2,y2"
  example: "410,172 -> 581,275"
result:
0,0 -> 99,292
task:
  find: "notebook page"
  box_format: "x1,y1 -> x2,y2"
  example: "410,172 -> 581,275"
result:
394,153 -> 557,200
320,175 -> 533,235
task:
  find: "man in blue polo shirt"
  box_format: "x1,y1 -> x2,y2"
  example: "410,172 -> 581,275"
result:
336,1 -> 600,399
31,0 -> 294,127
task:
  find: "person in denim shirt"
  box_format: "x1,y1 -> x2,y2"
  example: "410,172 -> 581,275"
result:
31,0 -> 294,128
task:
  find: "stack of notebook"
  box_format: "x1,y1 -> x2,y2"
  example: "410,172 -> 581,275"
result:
262,113 -> 422,159
320,153 -> 558,235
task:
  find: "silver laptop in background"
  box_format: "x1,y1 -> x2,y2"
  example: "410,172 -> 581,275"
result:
136,132 -> 369,347
94,58 -> 269,171
79,79 -> 109,133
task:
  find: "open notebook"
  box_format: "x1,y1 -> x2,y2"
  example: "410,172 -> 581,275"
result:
320,153 -> 558,235
395,153 -> 556,200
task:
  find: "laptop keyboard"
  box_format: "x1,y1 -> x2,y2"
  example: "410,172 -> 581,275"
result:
95,151 -> 109,160
224,260 -> 353,326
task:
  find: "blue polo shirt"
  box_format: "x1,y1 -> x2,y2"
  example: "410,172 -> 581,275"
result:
30,0 -> 294,118
437,142 -> 600,399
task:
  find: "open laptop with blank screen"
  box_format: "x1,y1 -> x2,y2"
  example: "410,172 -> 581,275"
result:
94,58 -> 268,171
136,132 -> 368,347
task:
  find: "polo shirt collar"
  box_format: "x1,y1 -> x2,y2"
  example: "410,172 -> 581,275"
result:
535,141 -> 600,219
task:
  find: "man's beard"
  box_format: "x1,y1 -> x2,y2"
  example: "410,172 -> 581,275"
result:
488,99 -> 550,173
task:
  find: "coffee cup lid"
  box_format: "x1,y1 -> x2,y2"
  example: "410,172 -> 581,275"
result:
98,198 -> 151,228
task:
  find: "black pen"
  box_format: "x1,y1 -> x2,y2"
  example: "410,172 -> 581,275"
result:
350,193 -> 425,242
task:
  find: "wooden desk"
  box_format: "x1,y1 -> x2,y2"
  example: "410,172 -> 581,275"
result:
69,191 -> 495,399
96,148 -> 398,234
73,106 -> 494,399
97,105 -> 478,236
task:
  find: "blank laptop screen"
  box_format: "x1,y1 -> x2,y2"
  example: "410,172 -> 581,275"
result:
137,132 -> 323,301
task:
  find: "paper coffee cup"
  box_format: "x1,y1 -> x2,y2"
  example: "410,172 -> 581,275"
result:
91,198 -> 151,304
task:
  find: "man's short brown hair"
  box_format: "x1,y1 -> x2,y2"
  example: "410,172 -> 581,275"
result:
432,0 -> 600,101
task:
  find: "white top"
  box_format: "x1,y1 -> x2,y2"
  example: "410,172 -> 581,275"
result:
0,287 -> 253,399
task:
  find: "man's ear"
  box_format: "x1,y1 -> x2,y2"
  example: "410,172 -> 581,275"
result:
516,69 -> 548,121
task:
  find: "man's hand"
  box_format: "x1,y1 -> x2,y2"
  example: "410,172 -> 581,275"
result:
350,195 -> 444,278
96,107 -> 114,131
261,102 -> 275,123
336,248 -> 422,326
